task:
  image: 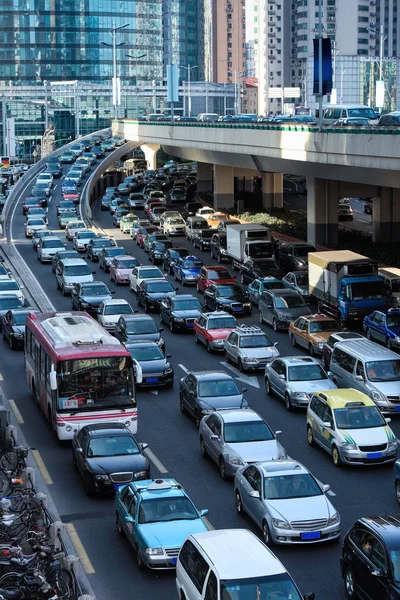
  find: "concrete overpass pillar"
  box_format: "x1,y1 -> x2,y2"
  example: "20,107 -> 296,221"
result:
262,173 -> 283,209
213,165 -> 234,210
307,178 -> 338,247
141,144 -> 160,170
372,188 -> 400,243
197,162 -> 213,193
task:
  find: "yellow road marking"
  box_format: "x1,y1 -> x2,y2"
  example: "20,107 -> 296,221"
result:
8,400 -> 24,425
65,523 -> 95,574
31,449 -> 53,485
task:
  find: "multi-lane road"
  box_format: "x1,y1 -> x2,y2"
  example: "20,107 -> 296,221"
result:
1,156 -> 397,600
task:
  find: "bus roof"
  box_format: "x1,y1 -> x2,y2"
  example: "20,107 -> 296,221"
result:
26,311 -> 129,361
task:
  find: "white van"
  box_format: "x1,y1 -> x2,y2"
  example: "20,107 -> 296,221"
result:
379,267 -> 400,307
196,113 -> 219,123
320,104 -> 378,125
176,529 -> 314,600
55,258 -> 94,295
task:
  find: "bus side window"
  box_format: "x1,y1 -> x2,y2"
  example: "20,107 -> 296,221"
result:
25,329 -> 32,356
40,347 -> 46,379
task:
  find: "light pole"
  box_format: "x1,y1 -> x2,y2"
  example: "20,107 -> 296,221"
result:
317,0 -> 323,131
228,70 -> 245,115
180,65 -> 197,116
368,25 -> 387,108
126,53 -> 146,118
101,22 -> 130,120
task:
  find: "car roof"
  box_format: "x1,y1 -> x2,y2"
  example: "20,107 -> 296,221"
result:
357,516 -> 400,545
189,529 -> 285,579
334,338 -> 399,361
215,409 -> 262,423
138,265 -> 163,271
59,259 -> 87,266
129,478 -> 186,501
172,294 -> 196,300
125,340 -> 159,348
205,311 -> 233,318
191,371 -> 234,380
42,236 -> 63,243
313,389 -> 375,409
204,265 -> 230,271
303,314 -> 338,323
280,356 -> 320,365
83,422 -> 132,437
258,460 -> 308,477
122,314 -> 154,322
81,281 -> 106,287
330,332 -> 363,342
269,288 -> 299,296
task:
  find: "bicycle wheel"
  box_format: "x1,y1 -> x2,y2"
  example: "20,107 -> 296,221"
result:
0,452 -> 18,472
54,567 -> 74,600
0,571 -> 25,586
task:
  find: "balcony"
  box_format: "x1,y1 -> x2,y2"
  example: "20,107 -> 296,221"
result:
268,42 -> 276,48
268,9 -> 276,15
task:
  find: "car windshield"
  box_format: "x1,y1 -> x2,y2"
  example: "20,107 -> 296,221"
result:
220,574 -> 302,600
349,281 -> 386,301
260,280 -> 282,290
87,435 -> 139,457
173,299 -> 201,311
239,334 -> 273,348
390,551 -> 400,583
198,379 -> 240,397
216,286 -> 243,297
295,273 -> 308,285
365,360 -> 400,382
138,497 -> 198,524
170,250 -> 188,259
250,243 -> 273,258
0,298 -> 22,309
104,304 -> 133,316
386,314 -> 400,327
147,282 -> 174,293
61,212 -> 77,218
12,313 -> 28,325
0,281 -> 19,291
154,242 -> 172,250
274,295 -> 305,309
77,231 -> 96,239
153,207 -> 166,214
69,223 -> 85,229
27,219 -> 45,226
93,239 -> 112,247
128,346 -> 164,361
64,265 -> 91,276
207,270 -> 232,279
116,259 -> 137,269
334,405 -> 386,429
390,280 -> 400,292
43,240 -> 63,248
224,421 -> 273,443
181,260 -> 202,269
106,248 -> 126,257
293,246 -> 314,256
126,320 -> 158,334
309,320 -> 340,333
122,216 -> 136,222
288,364 -> 327,381
348,108 -> 376,119
208,317 -> 237,329
139,269 -> 163,279
264,473 -> 322,500
60,203 -> 74,209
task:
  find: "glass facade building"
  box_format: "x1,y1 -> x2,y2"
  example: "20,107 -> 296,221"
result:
0,0 -> 163,86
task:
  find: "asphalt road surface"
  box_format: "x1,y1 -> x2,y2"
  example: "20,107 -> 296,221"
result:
2,157 -> 397,600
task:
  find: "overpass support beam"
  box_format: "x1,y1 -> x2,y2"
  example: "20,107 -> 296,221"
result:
307,178 -> 338,247
141,144 -> 160,171
372,188 -> 400,243
213,165 -> 234,210
262,173 -> 283,209
197,162 -> 213,194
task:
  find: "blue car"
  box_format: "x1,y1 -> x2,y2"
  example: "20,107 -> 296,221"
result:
363,308 -> 400,351
173,255 -> 203,285
61,179 -> 78,194
115,478 -> 209,570
247,277 -> 282,305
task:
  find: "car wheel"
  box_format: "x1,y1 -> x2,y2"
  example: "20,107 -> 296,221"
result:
195,410 -> 202,429
206,340 -> 212,353
61,284 -> 67,296
179,394 -> 186,414
136,548 -> 145,571
258,311 -> 263,324
332,445 -> 342,467
200,436 -> 208,458
219,457 -> 227,480
291,334 -> 297,348
195,333 -> 200,344
262,521 -> 272,546
344,567 -> 357,599
272,318 -> 278,332
235,490 -> 245,515
9,335 -> 14,351
285,393 -> 292,412
307,425 -> 315,447
386,337 -> 392,349
265,377 -> 272,396
169,320 -> 175,333
72,452 -> 77,471
309,343 -> 315,357
217,253 -> 222,263
84,476 -> 94,496
396,480 -> 400,504
238,358 -> 244,372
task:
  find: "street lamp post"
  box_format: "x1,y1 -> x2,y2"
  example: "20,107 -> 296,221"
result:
180,65 -> 198,116
368,25 -> 387,108
101,22 -> 130,120
228,70 -> 245,115
317,0 -> 323,131
126,53 -> 146,118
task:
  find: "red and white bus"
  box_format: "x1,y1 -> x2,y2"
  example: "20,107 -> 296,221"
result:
25,311 -> 140,440
294,106 -> 312,117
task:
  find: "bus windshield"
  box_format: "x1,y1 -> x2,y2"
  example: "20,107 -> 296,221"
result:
57,356 -> 134,412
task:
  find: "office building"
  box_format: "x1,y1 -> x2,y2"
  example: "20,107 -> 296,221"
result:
211,0 -> 247,84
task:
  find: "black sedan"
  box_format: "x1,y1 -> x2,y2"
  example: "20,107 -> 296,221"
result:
192,229 -> 214,252
137,280 -> 177,312
183,202 -> 202,219
72,423 -> 150,495
148,240 -> 174,264
203,284 -> 252,316
162,248 -> 189,274
114,315 -> 165,350
124,341 -> 174,388
71,282 -> 114,313
0,296 -> 27,331
179,371 -> 249,428
240,259 -> 284,284
2,309 -> 40,349
159,294 -> 202,332
86,237 -> 116,261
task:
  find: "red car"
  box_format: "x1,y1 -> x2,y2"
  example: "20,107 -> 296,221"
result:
63,192 -> 80,205
196,265 -> 236,293
194,311 -> 238,352
22,198 -> 42,215
144,201 -> 163,217
135,225 -> 159,248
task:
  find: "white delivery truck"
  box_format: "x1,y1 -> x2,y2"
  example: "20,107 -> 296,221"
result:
226,223 -> 274,271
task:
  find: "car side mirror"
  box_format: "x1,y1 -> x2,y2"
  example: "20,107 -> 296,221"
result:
273,341 -> 279,347
92,271 -> 96,275
166,353 -> 172,358
323,421 -> 332,429
322,484 -> 331,493
355,374 -> 364,381
275,430 -> 282,437
248,490 -> 260,499
304,594 -> 315,600
76,447 -> 83,454
385,417 -> 392,424
111,290 -> 116,295
199,509 -> 209,517
210,434 -> 220,441
371,568 -> 384,578
140,442 -> 148,450
241,388 -> 247,393
278,374 -> 286,380
159,328 -> 164,332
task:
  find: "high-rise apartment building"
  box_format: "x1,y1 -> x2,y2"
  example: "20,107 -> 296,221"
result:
211,0 -> 247,84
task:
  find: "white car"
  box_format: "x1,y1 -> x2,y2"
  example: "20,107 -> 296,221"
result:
26,208 -> 47,222
65,221 -> 87,241
97,299 -> 135,331
37,237 -> 65,263
195,207 -> 215,218
129,265 -> 165,293
72,230 -> 98,252
36,172 -> 54,188
163,216 -> 186,236
24,218 -> 47,238
130,219 -> 150,238
0,279 -> 24,303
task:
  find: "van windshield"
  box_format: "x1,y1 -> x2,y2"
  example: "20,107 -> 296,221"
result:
365,360 -> 400,382
334,406 -> 386,429
220,574 -> 302,600
349,281 -> 386,301
348,108 -> 376,119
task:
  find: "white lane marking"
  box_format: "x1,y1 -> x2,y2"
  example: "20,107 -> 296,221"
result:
178,364 -> 189,374
355,218 -> 372,224
220,361 -> 260,389
315,478 -> 336,497
144,447 -> 168,474
150,390 -> 159,396
53,185 -> 57,190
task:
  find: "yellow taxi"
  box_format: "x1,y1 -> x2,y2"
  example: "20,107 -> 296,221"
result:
206,212 -> 231,228
306,389 -> 397,467
288,314 -> 342,356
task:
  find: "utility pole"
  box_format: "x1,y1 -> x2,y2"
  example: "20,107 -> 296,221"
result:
101,22 -> 129,120
318,0 -> 323,131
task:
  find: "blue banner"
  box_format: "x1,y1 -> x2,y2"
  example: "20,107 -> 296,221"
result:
313,38 -> 333,96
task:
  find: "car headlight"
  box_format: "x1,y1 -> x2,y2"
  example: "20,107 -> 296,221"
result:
277,312 -> 287,320
278,449 -> 287,459
133,470 -> 148,479
328,513 -> 340,525
371,390 -> 387,404
174,318 -> 185,322
80,302 -> 90,309
243,357 -> 256,363
94,474 -> 110,481
296,259 -> 305,266
157,337 -> 165,347
213,339 -> 224,345
395,336 -> 400,342
272,519 -> 291,530
220,248 -> 227,254
342,442 -> 357,450
293,392 -> 308,399
388,440 -> 398,451
227,455 -> 245,466
145,548 -> 164,556
318,342 -> 324,348
164,366 -> 173,374
244,303 -> 251,308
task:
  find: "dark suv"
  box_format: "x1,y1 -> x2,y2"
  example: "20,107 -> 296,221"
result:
341,515 -> 400,599
277,242 -> 315,272
258,288 -> 311,331
210,232 -> 229,263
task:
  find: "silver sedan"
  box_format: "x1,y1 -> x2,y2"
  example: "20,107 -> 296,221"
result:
234,460 -> 341,546
199,409 -> 286,479
264,356 -> 337,411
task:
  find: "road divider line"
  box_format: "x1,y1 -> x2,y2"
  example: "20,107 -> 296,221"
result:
202,516 -> 215,530
31,450 -> 53,485
8,400 -> 24,425
0,372 -> 3,381
144,448 -> 168,474
178,364 -> 189,374
65,523 -> 95,574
